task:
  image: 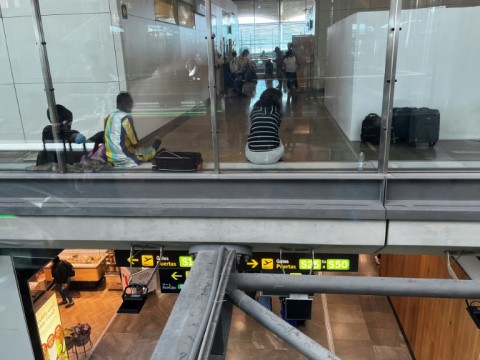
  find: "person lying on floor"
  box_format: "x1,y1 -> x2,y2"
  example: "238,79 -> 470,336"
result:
104,91 -> 161,167
245,88 -> 284,165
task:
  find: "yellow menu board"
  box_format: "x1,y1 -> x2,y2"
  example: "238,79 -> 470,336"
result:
35,291 -> 68,360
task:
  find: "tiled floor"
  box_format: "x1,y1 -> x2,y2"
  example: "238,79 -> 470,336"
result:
58,255 -> 412,359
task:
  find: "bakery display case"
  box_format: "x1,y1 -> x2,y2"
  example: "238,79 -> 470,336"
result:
28,267 -> 54,302
44,249 -> 108,282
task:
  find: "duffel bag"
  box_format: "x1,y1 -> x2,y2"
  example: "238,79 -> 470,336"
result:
152,150 -> 203,171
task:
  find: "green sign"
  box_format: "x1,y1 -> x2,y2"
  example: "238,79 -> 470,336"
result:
326,259 -> 351,271
298,259 -> 322,270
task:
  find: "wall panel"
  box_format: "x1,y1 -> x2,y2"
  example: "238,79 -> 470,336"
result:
381,254 -> 480,360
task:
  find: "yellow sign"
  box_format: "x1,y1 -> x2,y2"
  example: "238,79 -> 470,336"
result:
247,259 -> 258,268
141,255 -> 154,267
261,258 -> 274,270
127,257 -> 139,264
171,271 -> 182,281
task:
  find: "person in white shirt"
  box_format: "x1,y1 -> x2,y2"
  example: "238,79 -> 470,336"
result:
283,50 -> 299,93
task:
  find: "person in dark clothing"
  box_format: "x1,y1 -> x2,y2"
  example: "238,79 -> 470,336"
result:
51,256 -> 74,308
274,46 -> 285,90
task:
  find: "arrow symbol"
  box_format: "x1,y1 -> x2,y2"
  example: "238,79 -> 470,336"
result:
247,259 -> 258,268
127,257 -> 139,264
171,271 -> 183,281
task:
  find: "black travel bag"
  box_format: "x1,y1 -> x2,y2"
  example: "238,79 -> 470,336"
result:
392,107 -> 416,143
360,113 -> 381,144
152,150 -> 203,171
408,107 -> 440,147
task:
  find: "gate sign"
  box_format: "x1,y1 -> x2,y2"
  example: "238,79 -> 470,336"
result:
237,253 -> 358,273
159,269 -> 189,293
116,250 -> 194,269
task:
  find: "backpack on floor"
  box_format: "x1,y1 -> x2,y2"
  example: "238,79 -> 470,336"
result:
360,113 -> 381,145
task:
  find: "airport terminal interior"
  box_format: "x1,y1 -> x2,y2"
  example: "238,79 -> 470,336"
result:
2,0 -> 480,359
54,254 -> 411,360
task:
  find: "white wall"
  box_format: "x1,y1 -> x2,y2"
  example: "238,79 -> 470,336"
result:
0,0 -> 120,144
0,256 -> 35,360
325,6 -> 480,141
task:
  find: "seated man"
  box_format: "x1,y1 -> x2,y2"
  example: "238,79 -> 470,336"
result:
104,91 -> 161,167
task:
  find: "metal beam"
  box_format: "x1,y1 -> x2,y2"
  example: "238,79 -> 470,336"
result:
230,273 -> 480,299
152,249 -> 224,359
227,289 -> 340,360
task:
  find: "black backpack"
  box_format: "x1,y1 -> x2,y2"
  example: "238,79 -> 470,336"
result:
360,113 -> 381,144
63,260 -> 75,277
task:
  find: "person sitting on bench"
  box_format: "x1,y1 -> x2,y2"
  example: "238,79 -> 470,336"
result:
104,91 -> 161,167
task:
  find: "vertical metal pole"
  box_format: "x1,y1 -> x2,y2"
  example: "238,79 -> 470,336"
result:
205,0 -> 220,173
30,0 -> 66,173
378,0 -> 402,173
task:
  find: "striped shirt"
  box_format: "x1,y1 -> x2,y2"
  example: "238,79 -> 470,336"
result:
247,106 -> 282,151
104,110 -> 140,167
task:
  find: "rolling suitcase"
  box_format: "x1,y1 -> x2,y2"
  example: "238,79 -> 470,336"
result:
392,107 -> 416,143
409,108 -> 440,147
360,113 -> 381,144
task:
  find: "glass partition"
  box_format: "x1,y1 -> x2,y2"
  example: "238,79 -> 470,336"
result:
216,0 -> 387,171
389,0 -> 480,170
0,0 -> 213,171
4,0 -> 477,173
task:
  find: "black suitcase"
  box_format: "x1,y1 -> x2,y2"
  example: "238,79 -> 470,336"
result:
152,150 -> 203,171
409,108 -> 440,147
360,113 -> 381,144
392,107 -> 416,143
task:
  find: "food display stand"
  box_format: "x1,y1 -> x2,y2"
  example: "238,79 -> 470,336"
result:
44,249 -> 108,283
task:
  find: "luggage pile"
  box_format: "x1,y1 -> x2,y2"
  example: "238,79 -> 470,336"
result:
361,107 -> 440,147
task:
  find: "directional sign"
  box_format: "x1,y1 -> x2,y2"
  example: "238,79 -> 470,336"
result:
237,253 -> 359,273
116,250 -> 194,269
159,269 -> 189,294
171,271 -> 182,281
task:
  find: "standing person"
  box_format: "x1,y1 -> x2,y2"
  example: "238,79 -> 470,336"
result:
51,256 -> 74,308
274,46 -> 284,90
283,50 -> 299,93
245,88 -> 284,165
104,91 -> 161,167
229,51 -> 244,96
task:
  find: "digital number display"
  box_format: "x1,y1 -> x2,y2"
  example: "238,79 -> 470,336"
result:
326,259 -> 350,271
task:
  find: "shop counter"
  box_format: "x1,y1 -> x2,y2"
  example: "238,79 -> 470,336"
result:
44,249 -> 108,282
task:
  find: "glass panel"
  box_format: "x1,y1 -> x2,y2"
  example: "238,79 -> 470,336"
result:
0,0 -> 214,171
389,0 -> 480,170
217,0 -> 386,171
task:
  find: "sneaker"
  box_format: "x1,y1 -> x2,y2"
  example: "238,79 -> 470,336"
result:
65,302 -> 75,308
58,300 -> 68,305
